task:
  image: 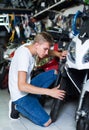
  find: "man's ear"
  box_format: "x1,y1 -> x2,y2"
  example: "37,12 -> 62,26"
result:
35,42 -> 40,48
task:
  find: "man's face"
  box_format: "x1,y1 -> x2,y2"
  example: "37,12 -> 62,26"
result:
36,42 -> 50,58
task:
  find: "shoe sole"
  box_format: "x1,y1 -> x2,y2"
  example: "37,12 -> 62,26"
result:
9,100 -> 20,120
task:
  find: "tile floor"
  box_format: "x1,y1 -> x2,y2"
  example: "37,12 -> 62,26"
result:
0,88 -> 78,130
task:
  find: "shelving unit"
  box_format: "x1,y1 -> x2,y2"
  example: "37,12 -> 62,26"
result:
32,0 -> 65,18
31,0 -> 80,20
0,14 -> 10,32
0,0 -> 79,18
0,8 -> 32,14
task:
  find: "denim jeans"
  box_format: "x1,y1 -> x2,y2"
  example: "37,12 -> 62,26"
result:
14,69 -> 57,126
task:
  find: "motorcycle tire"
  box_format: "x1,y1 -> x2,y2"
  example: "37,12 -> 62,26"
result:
50,98 -> 63,122
76,117 -> 89,130
76,92 -> 89,130
50,76 -> 67,122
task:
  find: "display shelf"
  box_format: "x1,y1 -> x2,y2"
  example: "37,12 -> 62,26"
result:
0,0 -> 80,18
31,0 -> 80,19
33,0 -> 65,18
0,7 -> 32,14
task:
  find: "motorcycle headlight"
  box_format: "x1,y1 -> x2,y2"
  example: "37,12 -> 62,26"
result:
83,49 -> 89,63
67,41 -> 76,63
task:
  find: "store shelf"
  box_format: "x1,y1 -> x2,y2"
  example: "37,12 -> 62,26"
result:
0,0 -> 80,18
33,0 -> 65,18
31,0 -> 80,20
0,7 -> 32,14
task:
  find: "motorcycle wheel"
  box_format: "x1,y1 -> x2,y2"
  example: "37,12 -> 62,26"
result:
76,118 -> 89,130
50,77 -> 67,122
50,98 -> 63,122
76,92 -> 89,130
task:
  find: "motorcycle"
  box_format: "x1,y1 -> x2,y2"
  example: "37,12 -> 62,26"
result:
66,17 -> 89,130
0,42 -> 19,89
50,11 -> 89,130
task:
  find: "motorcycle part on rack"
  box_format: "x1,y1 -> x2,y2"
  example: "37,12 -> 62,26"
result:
47,27 -> 70,43
76,92 -> 89,130
10,0 -> 34,9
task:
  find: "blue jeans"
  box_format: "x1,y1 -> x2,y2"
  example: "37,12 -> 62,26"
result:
14,69 -> 57,126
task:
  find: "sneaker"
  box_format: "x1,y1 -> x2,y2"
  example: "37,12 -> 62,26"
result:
9,100 -> 20,120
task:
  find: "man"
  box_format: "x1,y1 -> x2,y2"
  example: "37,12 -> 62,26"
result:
9,31 -> 66,127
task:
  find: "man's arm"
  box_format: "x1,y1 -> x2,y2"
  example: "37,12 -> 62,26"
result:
48,50 -> 67,59
18,71 -> 65,100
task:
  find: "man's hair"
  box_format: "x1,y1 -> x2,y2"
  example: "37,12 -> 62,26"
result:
33,31 -> 54,46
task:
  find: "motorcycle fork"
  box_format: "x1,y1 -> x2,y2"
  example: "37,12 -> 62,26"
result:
75,73 -> 88,122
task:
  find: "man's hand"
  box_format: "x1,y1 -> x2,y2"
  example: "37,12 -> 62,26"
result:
60,50 -> 68,60
48,50 -> 68,60
49,86 -> 66,100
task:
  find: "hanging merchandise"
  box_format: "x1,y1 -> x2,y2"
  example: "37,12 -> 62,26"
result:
33,0 -> 65,19
21,14 -> 31,39
10,0 -> 34,9
9,14 -> 21,43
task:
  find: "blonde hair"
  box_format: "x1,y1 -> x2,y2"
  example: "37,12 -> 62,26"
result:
33,31 -> 54,46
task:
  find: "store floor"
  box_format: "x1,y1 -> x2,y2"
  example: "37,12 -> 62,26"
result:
0,89 -> 77,130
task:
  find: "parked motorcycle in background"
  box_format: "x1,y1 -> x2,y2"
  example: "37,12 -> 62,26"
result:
0,46 -> 9,89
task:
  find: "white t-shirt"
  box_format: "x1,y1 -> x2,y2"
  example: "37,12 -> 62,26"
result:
9,44 -> 35,101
